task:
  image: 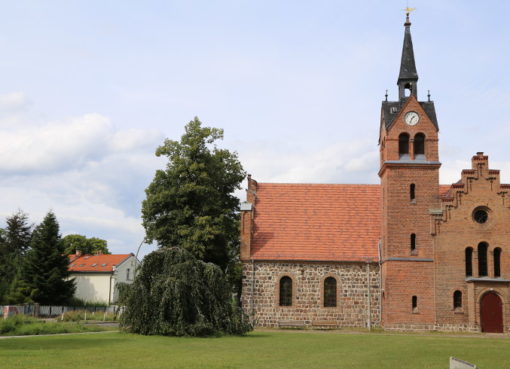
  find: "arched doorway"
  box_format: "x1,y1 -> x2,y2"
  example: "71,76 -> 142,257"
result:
480,291 -> 503,333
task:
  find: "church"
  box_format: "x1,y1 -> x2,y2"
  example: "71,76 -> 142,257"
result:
239,13 -> 510,333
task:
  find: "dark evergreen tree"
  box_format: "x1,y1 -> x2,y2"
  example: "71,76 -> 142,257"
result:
120,247 -> 251,336
141,117 -> 245,270
21,212 -> 75,304
0,210 -> 32,303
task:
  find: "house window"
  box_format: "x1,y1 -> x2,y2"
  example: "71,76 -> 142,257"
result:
279,276 -> 293,306
324,277 -> 337,307
494,248 -> 502,277
453,290 -> 462,309
410,233 -> 416,253
414,133 -> 425,158
412,295 -> 418,313
465,247 -> 473,277
478,242 -> 488,277
399,133 -> 410,158
410,183 -> 416,202
127,268 -> 131,280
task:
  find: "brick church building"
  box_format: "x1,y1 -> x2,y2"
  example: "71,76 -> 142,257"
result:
239,14 -> 510,333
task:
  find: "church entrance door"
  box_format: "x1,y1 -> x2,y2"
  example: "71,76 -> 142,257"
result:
480,291 -> 503,333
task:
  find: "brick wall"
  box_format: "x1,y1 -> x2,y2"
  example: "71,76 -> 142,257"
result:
434,153 -> 510,332
241,261 -> 381,328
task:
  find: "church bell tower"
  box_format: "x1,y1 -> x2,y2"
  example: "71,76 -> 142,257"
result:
378,12 -> 441,328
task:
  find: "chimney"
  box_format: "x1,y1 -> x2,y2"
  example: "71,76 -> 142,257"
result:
76,250 -> 82,257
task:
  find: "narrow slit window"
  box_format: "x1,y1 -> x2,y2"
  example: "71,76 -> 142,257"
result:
478,242 -> 488,277
410,183 -> 416,202
399,133 -> 410,158
324,277 -> 337,307
410,233 -> 416,253
279,276 -> 292,306
453,290 -> 462,309
465,247 -> 473,277
412,295 -> 418,312
494,248 -> 502,277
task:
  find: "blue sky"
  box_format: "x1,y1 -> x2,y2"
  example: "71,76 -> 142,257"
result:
0,1 -> 509,257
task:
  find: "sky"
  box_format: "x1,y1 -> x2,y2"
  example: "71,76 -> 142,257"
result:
0,1 -> 510,258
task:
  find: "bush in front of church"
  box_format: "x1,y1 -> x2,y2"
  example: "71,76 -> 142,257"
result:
120,247 -> 252,336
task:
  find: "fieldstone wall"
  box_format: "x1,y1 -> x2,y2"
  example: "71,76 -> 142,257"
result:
241,261 -> 381,328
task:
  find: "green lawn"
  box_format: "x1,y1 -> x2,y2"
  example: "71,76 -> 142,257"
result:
0,330 -> 509,369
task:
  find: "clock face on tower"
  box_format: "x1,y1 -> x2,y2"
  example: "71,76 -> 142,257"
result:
404,111 -> 420,126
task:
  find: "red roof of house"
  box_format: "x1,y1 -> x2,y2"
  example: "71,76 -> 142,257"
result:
251,184 -> 381,262
68,254 -> 133,272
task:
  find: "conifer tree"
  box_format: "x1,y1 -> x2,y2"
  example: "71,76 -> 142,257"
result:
21,212 -> 74,304
0,210 -> 32,303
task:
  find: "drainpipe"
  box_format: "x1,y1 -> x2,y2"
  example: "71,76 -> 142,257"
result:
108,266 -> 116,306
366,261 -> 371,331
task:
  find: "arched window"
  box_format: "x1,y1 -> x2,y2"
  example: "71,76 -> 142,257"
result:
453,290 -> 462,309
414,133 -> 425,158
465,247 -> 473,277
410,233 -> 416,253
412,295 -> 418,312
399,133 -> 410,159
494,248 -> 502,277
324,277 -> 337,307
478,242 -> 488,277
410,183 -> 416,202
279,276 -> 293,306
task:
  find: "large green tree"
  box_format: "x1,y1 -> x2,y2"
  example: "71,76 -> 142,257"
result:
142,117 -> 245,270
0,211 -> 32,303
62,234 -> 110,255
21,212 -> 75,304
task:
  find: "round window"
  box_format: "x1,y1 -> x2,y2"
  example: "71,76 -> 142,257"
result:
473,208 -> 489,224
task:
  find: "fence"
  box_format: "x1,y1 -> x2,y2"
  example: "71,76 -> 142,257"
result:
1,304 -> 122,318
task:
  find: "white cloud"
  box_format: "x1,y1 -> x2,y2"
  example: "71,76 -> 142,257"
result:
239,139 -> 379,184
0,92 -> 31,111
0,113 -> 165,174
0,93 -> 166,257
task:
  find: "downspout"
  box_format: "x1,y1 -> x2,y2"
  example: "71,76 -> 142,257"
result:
109,266 -> 116,306
366,261 -> 371,331
108,274 -> 112,306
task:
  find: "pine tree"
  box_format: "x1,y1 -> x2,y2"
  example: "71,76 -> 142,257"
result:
22,212 -> 75,305
0,210 -> 32,303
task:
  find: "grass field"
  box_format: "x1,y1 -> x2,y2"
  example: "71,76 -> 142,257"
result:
1,330 -> 509,369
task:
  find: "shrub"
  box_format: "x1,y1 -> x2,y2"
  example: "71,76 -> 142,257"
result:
61,310 -> 117,322
121,247 -> 252,337
0,314 -> 107,336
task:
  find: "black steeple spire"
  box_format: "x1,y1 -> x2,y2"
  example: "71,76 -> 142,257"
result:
397,12 -> 418,100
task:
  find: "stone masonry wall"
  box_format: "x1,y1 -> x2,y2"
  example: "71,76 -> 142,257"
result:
241,261 -> 381,328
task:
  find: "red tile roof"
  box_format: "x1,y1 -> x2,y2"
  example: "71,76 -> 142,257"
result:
68,254 -> 133,272
251,184 -> 381,262
251,183 -> 455,262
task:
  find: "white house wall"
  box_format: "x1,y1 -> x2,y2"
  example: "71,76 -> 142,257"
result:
71,273 -> 112,304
